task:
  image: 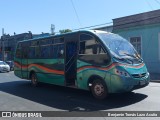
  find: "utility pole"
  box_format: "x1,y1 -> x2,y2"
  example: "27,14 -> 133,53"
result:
51,24 -> 55,35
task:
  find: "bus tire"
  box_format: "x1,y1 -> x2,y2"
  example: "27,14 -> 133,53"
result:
91,79 -> 108,100
31,72 -> 38,87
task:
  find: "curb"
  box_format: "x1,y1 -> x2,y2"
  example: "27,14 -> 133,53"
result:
150,80 -> 160,83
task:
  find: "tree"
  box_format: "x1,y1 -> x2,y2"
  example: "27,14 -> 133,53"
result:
59,29 -> 72,34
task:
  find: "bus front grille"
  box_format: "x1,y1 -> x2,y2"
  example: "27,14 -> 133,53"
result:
131,73 -> 147,78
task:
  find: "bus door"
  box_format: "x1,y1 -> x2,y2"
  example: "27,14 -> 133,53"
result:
21,42 -> 29,79
65,34 -> 78,86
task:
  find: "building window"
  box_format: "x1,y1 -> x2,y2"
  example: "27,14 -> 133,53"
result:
130,37 -> 141,55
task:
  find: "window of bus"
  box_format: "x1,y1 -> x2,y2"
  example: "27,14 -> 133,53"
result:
79,34 -> 105,55
28,40 -> 40,58
52,38 -> 64,59
15,43 -> 22,58
39,38 -> 53,58
40,39 -> 52,45
35,46 -> 40,58
28,47 -> 35,58
52,44 -> 64,58
54,38 -> 64,44
40,45 -> 51,58
79,34 -> 110,65
21,42 -> 29,59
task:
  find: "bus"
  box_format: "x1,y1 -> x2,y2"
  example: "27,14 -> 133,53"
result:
14,30 -> 150,99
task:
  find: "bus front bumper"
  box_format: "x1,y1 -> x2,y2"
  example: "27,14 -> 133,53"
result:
109,74 -> 150,93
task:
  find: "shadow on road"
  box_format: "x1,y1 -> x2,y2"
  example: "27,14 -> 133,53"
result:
0,80 -> 148,111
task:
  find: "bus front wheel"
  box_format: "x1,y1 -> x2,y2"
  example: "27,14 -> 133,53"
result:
91,79 -> 108,100
31,72 -> 38,87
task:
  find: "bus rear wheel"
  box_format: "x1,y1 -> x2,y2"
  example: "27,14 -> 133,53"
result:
31,72 -> 38,87
91,79 -> 108,100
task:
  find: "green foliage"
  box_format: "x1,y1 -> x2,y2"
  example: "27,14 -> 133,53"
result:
59,29 -> 72,34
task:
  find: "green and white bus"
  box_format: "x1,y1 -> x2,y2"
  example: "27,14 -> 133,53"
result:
14,30 -> 150,99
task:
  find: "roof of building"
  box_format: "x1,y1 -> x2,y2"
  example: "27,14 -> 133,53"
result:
113,9 -> 160,31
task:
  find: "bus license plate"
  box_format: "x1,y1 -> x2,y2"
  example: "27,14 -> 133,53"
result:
140,80 -> 145,85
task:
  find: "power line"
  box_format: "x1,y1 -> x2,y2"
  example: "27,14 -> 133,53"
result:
73,13 -> 160,31
56,10 -> 160,34
72,22 -> 113,31
54,22 -> 113,34
154,0 -> 160,6
70,0 -> 82,27
145,0 -> 154,10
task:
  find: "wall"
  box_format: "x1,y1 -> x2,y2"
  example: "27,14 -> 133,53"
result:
113,23 -> 160,74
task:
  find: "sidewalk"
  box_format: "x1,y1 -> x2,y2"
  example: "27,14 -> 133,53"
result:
150,73 -> 160,83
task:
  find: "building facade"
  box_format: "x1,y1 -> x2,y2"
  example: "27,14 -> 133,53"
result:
112,9 -> 160,74
0,32 -> 32,61
0,32 -> 51,61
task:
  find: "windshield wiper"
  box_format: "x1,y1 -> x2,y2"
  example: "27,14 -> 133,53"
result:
113,56 -> 133,64
123,53 -> 143,63
135,53 -> 143,62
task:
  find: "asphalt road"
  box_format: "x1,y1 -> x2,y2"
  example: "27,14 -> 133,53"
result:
0,71 -> 160,120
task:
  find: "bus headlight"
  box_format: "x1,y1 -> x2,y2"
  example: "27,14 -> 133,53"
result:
147,72 -> 150,77
115,68 -> 130,77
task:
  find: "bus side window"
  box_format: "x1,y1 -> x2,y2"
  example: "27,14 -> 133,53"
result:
29,47 -> 35,58
58,44 -> 64,58
21,42 -> 29,59
40,45 -> 51,58
79,33 -> 110,65
79,34 -> 104,55
53,44 -> 64,58
35,46 -> 40,58
79,41 -> 85,54
85,39 -> 96,54
79,34 -> 96,54
16,43 -> 22,58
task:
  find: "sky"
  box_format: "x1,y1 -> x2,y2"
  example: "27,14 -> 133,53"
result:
0,0 -> 160,36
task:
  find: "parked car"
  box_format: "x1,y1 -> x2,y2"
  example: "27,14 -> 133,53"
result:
6,61 -> 14,71
0,61 -> 10,72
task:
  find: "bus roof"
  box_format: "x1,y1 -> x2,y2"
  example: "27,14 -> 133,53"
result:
18,30 -> 112,43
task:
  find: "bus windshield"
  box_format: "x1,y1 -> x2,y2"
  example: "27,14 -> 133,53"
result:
97,33 -> 143,64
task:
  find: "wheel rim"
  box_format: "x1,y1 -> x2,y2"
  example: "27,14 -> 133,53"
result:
94,83 -> 104,96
